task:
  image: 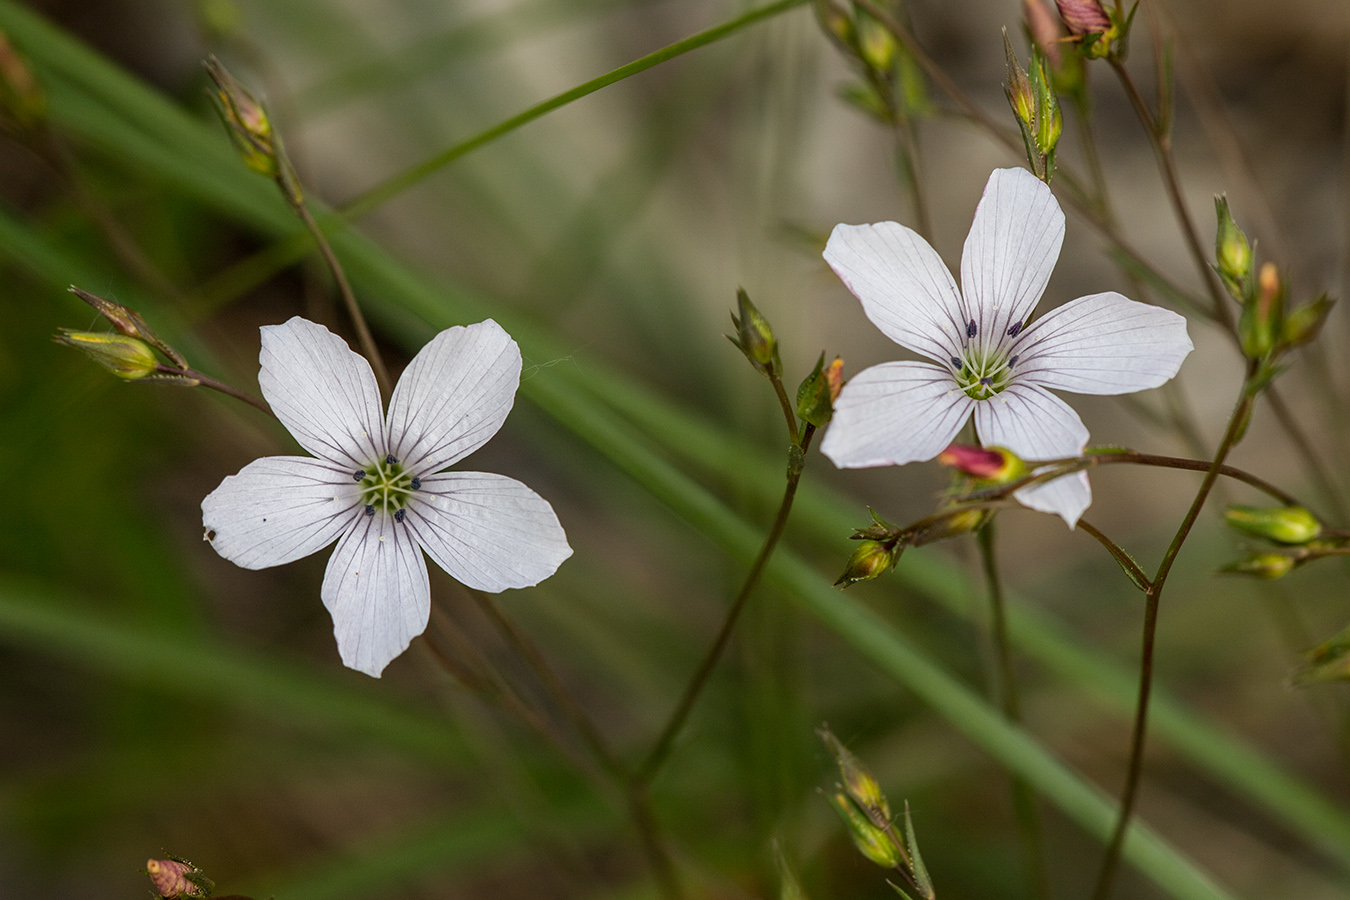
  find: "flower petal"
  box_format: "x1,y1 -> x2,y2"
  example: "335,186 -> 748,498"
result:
202,456 -> 363,569
1011,292 -> 1193,394
321,513 -> 430,677
259,317 -> 386,469
974,383 -> 1091,526
404,472 -> 572,592
821,362 -> 974,468
961,168 -> 1065,358
824,222 -> 968,364
386,319 -> 521,474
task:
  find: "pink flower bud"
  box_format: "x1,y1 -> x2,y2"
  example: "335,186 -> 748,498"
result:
937,444 -> 1025,482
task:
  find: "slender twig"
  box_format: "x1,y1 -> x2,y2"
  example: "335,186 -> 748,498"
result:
1088,367 -> 1258,900
1107,59 -> 1234,332
290,200 -> 392,395
1263,384 -> 1349,521
171,366 -> 274,418
977,523 -> 1051,900
1077,519 -> 1152,592
636,424 -> 816,785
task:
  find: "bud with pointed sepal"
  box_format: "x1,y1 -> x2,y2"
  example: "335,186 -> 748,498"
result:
818,725 -> 894,830
54,331 -> 160,380
797,353 -> 844,428
835,539 -> 901,587
728,288 -> 781,377
1221,551 -> 1296,579
1213,195 -> 1252,301
68,286 -> 188,367
826,790 -> 904,868
1224,504 -> 1321,545
1282,293 -> 1334,349
1239,262 -> 1284,360
1291,623 -> 1350,686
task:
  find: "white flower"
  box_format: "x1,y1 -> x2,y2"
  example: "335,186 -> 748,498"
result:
820,167 -> 1193,526
202,317 -> 572,677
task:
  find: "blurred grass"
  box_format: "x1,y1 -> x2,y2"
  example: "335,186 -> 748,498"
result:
1,0 -> 1348,898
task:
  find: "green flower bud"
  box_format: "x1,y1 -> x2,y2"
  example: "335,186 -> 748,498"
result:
827,790 -> 904,869
1222,552 -> 1295,580
819,726 -> 893,829
1213,195 -> 1252,299
1224,505 -> 1321,545
1282,293 -> 1334,348
55,330 -> 159,380
797,353 -> 843,428
204,55 -> 282,182
835,539 -> 900,587
912,506 -> 990,547
857,13 -> 898,75
1003,31 -> 1036,129
812,0 -> 854,49
728,288 -> 780,376
1239,262 -> 1284,360
1292,624 -> 1350,686
1031,52 -> 1062,160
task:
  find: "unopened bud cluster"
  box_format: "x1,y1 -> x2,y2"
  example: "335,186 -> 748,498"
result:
1221,504 -> 1348,580
54,287 -> 198,386
1004,31 -> 1061,182
1214,197 -> 1335,364
818,727 -> 935,899
812,0 -> 931,126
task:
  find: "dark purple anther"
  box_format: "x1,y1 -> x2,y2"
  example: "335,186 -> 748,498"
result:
950,356 -> 962,368
394,509 -> 406,523
411,477 -> 421,490
1008,355 -> 1019,367
386,454 -> 398,465
1008,321 -> 1023,337
353,470 -> 366,481
365,505 -> 375,516
967,319 -> 978,338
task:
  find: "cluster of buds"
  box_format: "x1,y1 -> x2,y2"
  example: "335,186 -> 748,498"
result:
818,726 -> 936,900
204,56 -> 301,205
1221,503 -> 1349,580
54,287 -> 197,385
1004,31 -> 1061,182
729,288 -> 843,432
812,0 -> 931,125
1053,0 -> 1132,61
1213,197 -> 1335,365
836,446 -> 1031,587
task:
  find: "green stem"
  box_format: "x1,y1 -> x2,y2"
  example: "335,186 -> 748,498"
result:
291,198 -> 393,396
635,423 -> 816,785
1089,370 -> 1258,900
977,522 -> 1052,900
339,0 -> 808,223
1108,59 -> 1234,332
168,365 -> 273,418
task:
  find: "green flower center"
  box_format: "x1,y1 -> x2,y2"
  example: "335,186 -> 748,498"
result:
952,347 -> 1016,400
356,455 -> 419,517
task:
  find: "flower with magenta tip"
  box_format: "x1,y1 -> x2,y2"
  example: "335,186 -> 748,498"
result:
820,167 -> 1193,526
202,317 -> 572,677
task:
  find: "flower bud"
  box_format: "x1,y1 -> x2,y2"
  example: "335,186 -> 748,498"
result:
1031,52 -> 1062,161
203,55 -> 281,181
819,726 -> 892,828
728,288 -> 780,376
68,286 -> 188,367
55,330 -> 159,380
835,539 -> 900,587
1291,624 -> 1350,686
1282,293 -> 1334,349
146,858 -> 212,899
1213,195 -> 1252,299
1003,31 -> 1036,128
812,0 -> 854,49
1224,504 -> 1321,545
1239,262 -> 1284,360
1055,0 -> 1111,35
827,790 -> 904,869
1222,552 -> 1295,579
857,13 -> 898,75
938,444 -> 1025,483
797,353 -> 844,428
912,506 -> 989,546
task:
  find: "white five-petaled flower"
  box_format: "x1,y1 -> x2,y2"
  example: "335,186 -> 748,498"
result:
820,167 -> 1194,526
202,317 -> 572,677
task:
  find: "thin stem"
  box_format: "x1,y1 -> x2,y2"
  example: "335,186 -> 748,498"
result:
291,200 -> 392,396
1264,383 -> 1349,521
168,365 -> 274,418
1107,59 -> 1234,332
770,373 -> 801,446
635,424 -> 816,785
1089,369 -> 1258,900
1077,519 -> 1152,592
977,522 -> 1051,900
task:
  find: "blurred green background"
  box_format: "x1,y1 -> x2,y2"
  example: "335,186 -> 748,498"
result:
2,0 -> 1349,898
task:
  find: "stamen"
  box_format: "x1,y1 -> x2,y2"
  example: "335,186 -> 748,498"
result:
949,356 -> 962,368
979,376 -> 993,386
411,477 -> 421,490
386,454 -> 398,465
1008,355 -> 1019,367
966,319 -> 978,338
1007,321 -> 1022,337
394,509 -> 406,523
353,470 -> 366,481
364,505 -> 375,516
